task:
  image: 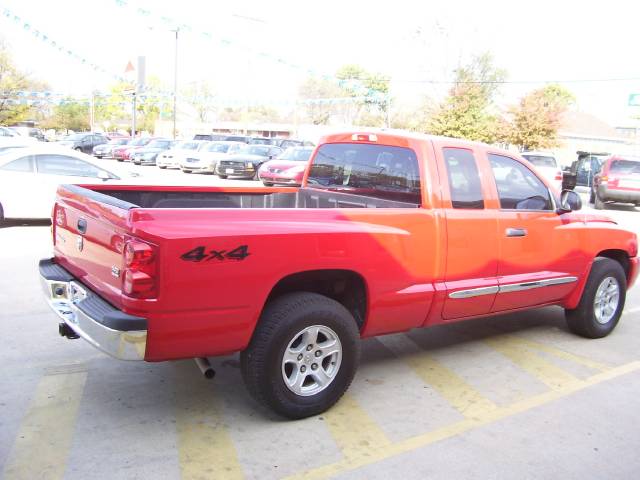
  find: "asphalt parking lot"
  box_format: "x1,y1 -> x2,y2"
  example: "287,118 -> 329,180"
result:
1,182 -> 639,480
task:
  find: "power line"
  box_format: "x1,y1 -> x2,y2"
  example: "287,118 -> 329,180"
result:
395,77 -> 640,85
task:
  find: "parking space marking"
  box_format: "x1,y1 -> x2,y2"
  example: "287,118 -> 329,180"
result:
484,336 -> 580,390
175,382 -> 243,480
289,361 -> 640,480
323,393 -> 391,458
494,335 -> 611,372
2,370 -> 87,480
380,335 -> 498,419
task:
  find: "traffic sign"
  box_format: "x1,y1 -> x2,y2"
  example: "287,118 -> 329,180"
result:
629,94 -> 640,106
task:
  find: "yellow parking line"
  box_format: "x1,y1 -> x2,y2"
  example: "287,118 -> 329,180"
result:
484,337 -> 580,390
2,370 -> 87,480
499,335 -> 610,372
175,379 -> 243,480
323,393 -> 391,459
404,353 -> 498,418
287,361 -> 640,480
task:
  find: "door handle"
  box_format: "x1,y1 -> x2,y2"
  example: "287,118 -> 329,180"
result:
506,228 -> 527,237
77,218 -> 87,234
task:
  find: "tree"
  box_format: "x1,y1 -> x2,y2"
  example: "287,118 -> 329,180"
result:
0,39 -> 49,124
505,84 -> 575,150
182,81 -> 216,123
41,99 -> 90,132
428,53 -> 506,143
298,77 -> 346,125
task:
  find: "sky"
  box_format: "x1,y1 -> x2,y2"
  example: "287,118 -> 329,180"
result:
2,0 -> 640,126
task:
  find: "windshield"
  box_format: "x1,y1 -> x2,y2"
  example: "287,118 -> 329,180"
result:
610,159 -> 640,174
522,155 -> 557,168
307,143 -> 422,204
278,147 -> 313,161
63,133 -> 87,141
176,141 -> 200,150
146,140 -> 172,149
129,137 -> 149,146
108,138 -> 128,145
237,145 -> 271,156
206,143 -> 234,153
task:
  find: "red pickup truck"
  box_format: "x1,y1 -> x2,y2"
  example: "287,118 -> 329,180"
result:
40,131 -> 638,419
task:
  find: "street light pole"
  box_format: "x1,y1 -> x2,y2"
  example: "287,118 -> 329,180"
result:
173,28 -> 179,139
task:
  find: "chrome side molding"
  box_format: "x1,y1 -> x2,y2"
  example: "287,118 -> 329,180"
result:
448,276 -> 578,299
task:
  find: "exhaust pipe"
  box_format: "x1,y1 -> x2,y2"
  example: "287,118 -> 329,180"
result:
58,323 -> 80,339
194,357 -> 216,379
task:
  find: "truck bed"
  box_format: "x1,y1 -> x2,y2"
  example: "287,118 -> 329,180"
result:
74,185 -> 421,210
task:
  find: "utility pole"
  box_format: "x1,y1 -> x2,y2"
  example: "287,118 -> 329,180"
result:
131,92 -> 136,137
173,28 -> 179,139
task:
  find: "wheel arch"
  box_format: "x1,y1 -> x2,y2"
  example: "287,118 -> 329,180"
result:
264,269 -> 368,331
596,249 -> 630,283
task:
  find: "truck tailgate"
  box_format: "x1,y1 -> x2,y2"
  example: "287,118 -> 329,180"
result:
52,185 -> 133,309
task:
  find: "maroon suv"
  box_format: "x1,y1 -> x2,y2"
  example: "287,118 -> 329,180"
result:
591,155 -> 640,209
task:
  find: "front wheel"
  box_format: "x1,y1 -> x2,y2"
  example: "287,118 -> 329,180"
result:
241,292 -> 360,419
565,257 -> 626,338
589,190 -> 595,204
218,175 -> 228,179
262,181 -> 273,187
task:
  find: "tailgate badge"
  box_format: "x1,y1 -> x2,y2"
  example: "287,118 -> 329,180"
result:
111,266 -> 121,278
76,235 -> 84,252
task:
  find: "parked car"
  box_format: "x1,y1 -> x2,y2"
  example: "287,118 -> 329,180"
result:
521,151 -> 563,192
249,136 -> 277,145
275,138 -> 314,149
215,144 -> 283,179
113,137 -> 156,162
179,141 -> 244,174
258,146 -> 314,186
0,137 -> 36,154
0,146 -> 137,221
39,130 -> 637,419
131,139 -> 175,165
157,140 -> 209,169
223,135 -> 251,143
0,126 -> 23,138
9,126 -> 47,142
93,138 -> 129,159
193,134 -> 227,141
590,155 -> 640,209
56,133 -> 108,154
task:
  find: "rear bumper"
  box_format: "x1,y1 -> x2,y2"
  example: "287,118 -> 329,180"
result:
597,185 -> 640,203
39,258 -> 147,361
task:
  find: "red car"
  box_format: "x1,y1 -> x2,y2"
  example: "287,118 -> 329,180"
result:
113,137 -> 155,161
591,155 -> 640,209
40,131 -> 638,419
258,146 -> 314,186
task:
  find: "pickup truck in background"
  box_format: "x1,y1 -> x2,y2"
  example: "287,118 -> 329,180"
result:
40,131 -> 639,419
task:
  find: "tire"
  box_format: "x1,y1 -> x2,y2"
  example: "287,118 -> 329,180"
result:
241,292 -> 360,419
218,175 -> 228,179
262,181 -> 273,187
0,201 -> 4,226
594,192 -> 605,210
158,166 -> 166,169
74,147 -> 82,152
565,257 -> 626,338
183,170 -> 191,174
589,190 -> 595,204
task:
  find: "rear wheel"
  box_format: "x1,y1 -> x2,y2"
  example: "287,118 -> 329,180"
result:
262,181 -> 273,187
589,190 -> 595,204
565,257 -> 626,338
241,292 -> 360,419
183,170 -> 192,174
158,166 -> 166,169
218,175 -> 228,179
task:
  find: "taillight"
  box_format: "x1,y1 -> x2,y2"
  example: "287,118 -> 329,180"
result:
554,170 -> 563,181
600,175 -> 609,184
351,133 -> 378,142
123,239 -> 158,298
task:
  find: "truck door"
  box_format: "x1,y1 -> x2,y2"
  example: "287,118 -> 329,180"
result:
434,144 -> 500,319
485,152 -> 583,312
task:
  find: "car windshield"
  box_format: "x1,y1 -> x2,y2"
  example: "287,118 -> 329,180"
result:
130,137 -> 149,146
278,148 -> 313,161
610,159 -> 640,174
64,133 -> 87,141
146,140 -> 172,149
523,155 -> 557,168
237,145 -> 271,156
176,141 -> 200,150
108,138 -> 128,145
206,143 -> 234,153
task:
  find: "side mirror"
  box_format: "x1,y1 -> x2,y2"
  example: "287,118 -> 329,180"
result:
559,190 -> 582,212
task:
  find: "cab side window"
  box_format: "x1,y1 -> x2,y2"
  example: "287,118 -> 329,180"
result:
489,153 -> 552,210
0,156 -> 34,172
442,148 -> 484,209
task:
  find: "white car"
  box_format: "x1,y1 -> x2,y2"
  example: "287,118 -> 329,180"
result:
520,151 -> 563,192
0,146 -> 138,221
156,140 -> 208,169
180,141 -> 244,174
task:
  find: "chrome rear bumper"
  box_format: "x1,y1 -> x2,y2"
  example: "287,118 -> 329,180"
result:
39,258 -> 147,361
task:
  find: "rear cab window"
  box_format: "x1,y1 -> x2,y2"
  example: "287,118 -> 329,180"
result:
307,143 -> 421,204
